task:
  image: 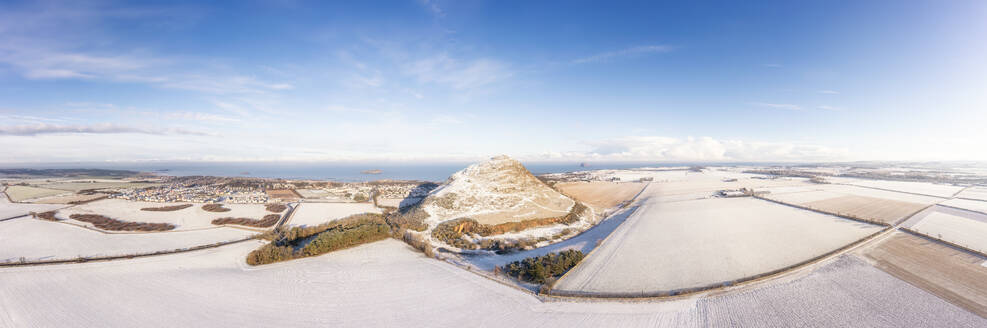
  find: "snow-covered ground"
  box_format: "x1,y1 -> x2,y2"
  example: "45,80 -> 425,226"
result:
0,217 -> 256,262
553,187 -> 882,295
956,187 -> 987,201
422,156 -> 574,226
904,206 -> 987,255
828,177 -> 964,198
940,198 -> 987,215
54,199 -> 284,231
287,202 -> 380,227
4,185 -> 72,202
0,191 -> 66,220
0,239 -> 981,327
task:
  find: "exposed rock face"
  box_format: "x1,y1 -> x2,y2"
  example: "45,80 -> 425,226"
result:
421,155 -> 575,226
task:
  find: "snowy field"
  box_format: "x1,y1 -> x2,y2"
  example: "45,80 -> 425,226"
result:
38,181 -> 159,192
906,206 -> 987,255
957,187 -> 987,201
56,199 -> 285,231
940,198 -> 987,215
0,239 -> 981,327
760,184 -> 943,224
0,217 -> 256,262
699,255 -> 984,327
0,202 -> 66,220
287,202 -> 380,227
553,188 -> 882,295
4,185 -> 71,202
828,177 -> 964,198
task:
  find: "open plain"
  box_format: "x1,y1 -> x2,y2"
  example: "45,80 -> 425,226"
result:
2,238 -> 983,327
0,217 -> 255,262
552,185 -> 883,296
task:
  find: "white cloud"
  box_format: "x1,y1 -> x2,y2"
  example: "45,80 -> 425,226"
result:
816,105 -> 844,111
0,123 -> 214,136
575,136 -> 848,162
573,45 -> 674,64
750,102 -> 802,111
817,90 -> 840,94
763,63 -> 783,68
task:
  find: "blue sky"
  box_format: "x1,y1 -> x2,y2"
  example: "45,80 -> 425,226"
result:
1,0 -> 985,163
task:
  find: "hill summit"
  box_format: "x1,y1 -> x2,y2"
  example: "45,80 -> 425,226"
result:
421,155 -> 575,226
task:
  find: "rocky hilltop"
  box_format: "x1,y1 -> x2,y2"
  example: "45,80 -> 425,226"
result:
421,155 -> 575,227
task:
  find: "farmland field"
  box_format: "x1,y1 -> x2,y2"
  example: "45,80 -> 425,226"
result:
941,198 -> 987,215
56,199 -> 285,231
266,189 -> 300,200
556,181 -> 645,211
287,202 -> 381,227
0,217 -> 255,262
828,177 -> 964,198
761,184 -> 942,224
38,181 -> 159,192
2,238 -> 981,327
860,232 -> 987,317
552,187 -> 882,296
957,187 -> 987,201
904,206 -> 987,255
0,202 -> 66,220
4,185 -> 71,202
700,255 -> 985,326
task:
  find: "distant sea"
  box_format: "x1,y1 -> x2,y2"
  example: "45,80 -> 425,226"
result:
0,161 -> 707,182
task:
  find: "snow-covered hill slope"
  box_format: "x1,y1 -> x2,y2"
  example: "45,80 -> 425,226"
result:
421,155 -> 575,226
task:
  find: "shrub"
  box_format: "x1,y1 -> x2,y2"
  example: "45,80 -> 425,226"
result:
212,214 -> 281,228
140,204 -> 193,212
202,204 -> 230,212
265,203 -> 287,213
504,250 -> 584,284
68,214 -> 175,232
385,206 -> 429,231
33,211 -> 59,221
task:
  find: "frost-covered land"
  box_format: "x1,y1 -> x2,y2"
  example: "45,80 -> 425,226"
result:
421,155 -> 574,226
0,240 -> 982,327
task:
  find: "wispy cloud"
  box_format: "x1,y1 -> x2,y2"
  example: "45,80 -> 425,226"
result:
0,123 -> 214,136
763,63 -> 783,68
817,105 -> 845,111
572,45 -> 674,64
817,90 -> 840,94
420,0 -> 444,17
750,102 -> 802,111
406,54 -> 512,90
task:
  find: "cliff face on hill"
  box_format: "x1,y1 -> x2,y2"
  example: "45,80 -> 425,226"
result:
421,155 -> 575,226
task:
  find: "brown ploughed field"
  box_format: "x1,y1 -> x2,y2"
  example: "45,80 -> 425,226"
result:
555,182 -> 646,211
860,232 -> 987,317
803,195 -> 928,225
